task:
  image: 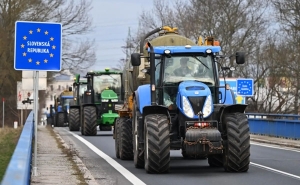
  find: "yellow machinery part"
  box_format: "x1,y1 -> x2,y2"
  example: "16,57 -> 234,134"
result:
118,95 -> 134,118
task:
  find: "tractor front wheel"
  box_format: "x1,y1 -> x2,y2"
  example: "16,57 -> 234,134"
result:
144,114 -> 170,174
119,117 -> 133,160
69,108 -> 80,131
56,113 -> 64,127
115,118 -> 120,158
223,112 -> 250,172
133,101 -> 144,168
83,106 -> 97,136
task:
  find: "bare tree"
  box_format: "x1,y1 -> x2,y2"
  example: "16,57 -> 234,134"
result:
271,0 -> 300,114
22,0 -> 96,71
0,0 -> 96,125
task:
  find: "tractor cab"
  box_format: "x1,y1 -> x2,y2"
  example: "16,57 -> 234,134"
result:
85,68 -> 123,104
132,44 -> 245,120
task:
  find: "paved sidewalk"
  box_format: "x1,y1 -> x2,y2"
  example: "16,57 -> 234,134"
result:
30,125 -> 98,185
250,134 -> 300,149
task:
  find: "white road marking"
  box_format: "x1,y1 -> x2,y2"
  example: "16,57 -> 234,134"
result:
251,142 -> 300,153
69,131 -> 146,185
251,162 -> 300,180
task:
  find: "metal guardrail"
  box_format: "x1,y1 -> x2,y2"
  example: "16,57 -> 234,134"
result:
246,113 -> 300,140
1,111 -> 34,185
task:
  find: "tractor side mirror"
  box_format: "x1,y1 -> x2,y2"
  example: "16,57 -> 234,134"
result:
131,53 -> 141,66
236,51 -> 245,64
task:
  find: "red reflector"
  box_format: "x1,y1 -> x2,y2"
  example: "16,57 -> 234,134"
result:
193,122 -> 210,128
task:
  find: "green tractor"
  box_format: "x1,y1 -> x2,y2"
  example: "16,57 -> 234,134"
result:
68,75 -> 88,131
69,69 -> 124,136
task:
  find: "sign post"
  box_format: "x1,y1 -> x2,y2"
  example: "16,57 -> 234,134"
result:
14,21 -> 62,176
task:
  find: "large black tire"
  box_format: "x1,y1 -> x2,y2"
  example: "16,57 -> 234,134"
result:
83,106 -> 97,136
119,117 -> 133,160
144,114 -> 170,174
56,113 -> 65,127
223,112 -> 250,172
47,117 -> 53,125
133,100 -> 144,168
52,116 -> 56,127
208,155 -> 223,167
69,108 -> 80,131
115,118 -> 120,158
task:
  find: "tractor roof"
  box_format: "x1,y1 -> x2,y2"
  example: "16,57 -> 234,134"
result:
150,45 -> 221,54
87,68 -> 122,76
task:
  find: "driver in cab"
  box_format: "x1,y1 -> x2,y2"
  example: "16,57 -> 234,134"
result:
173,57 -> 192,76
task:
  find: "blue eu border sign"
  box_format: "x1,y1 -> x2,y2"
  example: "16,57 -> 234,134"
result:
14,21 -> 62,71
220,78 -> 246,104
237,78 -> 254,96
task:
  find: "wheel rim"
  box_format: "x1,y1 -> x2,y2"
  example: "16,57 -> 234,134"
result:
145,124 -> 148,160
134,112 -> 138,152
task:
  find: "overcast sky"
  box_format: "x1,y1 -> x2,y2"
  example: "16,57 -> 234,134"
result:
78,0 -> 154,71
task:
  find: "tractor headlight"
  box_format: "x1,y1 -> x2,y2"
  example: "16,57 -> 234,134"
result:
203,95 -> 212,118
102,99 -> 109,102
182,96 -> 194,118
67,109 -> 69,114
111,99 -> 118,102
164,50 -> 171,54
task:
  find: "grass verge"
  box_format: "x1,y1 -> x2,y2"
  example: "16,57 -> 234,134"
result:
0,127 -> 22,181
46,125 -> 88,185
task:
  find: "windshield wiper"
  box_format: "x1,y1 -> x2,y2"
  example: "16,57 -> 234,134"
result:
192,56 -> 209,69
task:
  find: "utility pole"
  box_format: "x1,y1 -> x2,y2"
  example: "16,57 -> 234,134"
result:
121,27 -> 135,69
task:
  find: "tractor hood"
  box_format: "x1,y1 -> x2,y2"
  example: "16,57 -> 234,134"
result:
101,89 -> 118,102
176,81 -> 213,119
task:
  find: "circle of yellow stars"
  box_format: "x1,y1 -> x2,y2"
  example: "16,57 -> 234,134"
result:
21,28 -> 56,65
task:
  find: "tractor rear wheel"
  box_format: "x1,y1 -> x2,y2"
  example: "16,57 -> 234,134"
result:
133,101 -> 144,168
223,112 -> 250,172
69,108 -> 80,131
119,117 -> 133,160
56,113 -> 64,127
208,155 -> 223,167
115,118 -> 120,158
144,114 -> 170,174
83,106 -> 97,136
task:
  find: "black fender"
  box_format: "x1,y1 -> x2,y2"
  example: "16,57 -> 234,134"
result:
70,105 -> 80,110
134,91 -> 140,112
219,104 -> 248,132
142,105 -> 171,121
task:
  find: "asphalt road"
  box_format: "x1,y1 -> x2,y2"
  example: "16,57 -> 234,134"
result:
56,128 -> 300,185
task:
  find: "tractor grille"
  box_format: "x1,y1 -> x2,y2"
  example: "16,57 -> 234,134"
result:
188,96 -> 206,115
101,101 -> 117,113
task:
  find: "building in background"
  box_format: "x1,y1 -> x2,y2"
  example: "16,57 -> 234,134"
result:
45,70 -> 74,109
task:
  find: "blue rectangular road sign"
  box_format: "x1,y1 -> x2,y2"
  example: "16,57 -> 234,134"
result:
220,78 -> 246,104
237,78 -> 254,96
14,21 -> 62,71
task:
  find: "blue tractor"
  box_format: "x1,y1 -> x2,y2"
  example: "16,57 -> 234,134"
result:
48,88 -> 73,127
128,27 -> 250,174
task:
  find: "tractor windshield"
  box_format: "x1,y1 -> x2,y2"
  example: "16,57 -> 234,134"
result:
163,55 -> 215,85
93,74 -> 122,97
62,98 -> 72,106
79,84 -> 87,96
